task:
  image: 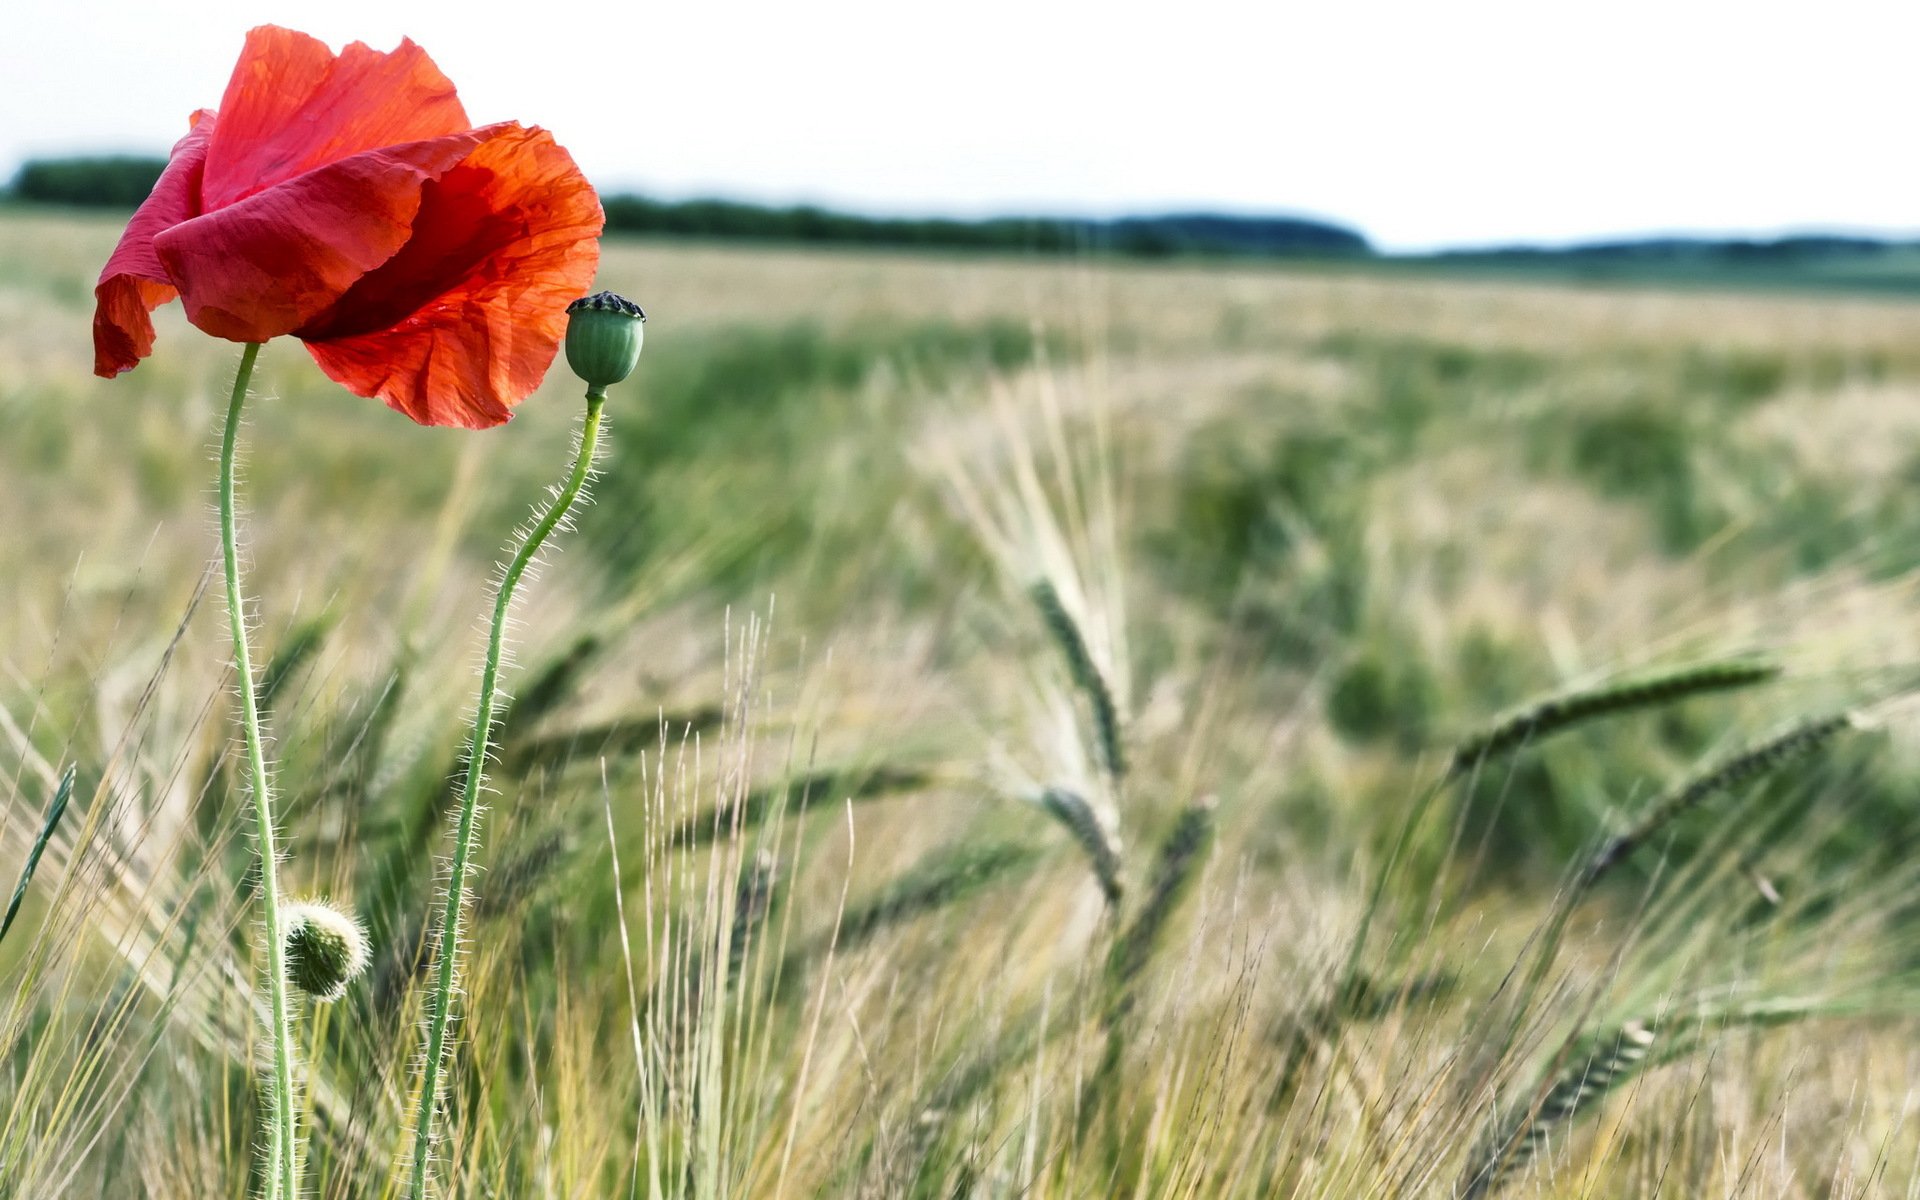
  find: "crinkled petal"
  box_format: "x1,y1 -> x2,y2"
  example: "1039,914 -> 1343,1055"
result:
301,126 -> 604,429
152,129 -> 487,344
92,112 -> 216,377
201,26 -> 469,211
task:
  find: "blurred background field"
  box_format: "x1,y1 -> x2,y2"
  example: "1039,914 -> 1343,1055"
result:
8,206 -> 1920,1196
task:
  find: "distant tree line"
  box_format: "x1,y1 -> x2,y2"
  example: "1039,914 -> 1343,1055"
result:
1429,235 -> 1909,267
5,154 -> 1372,260
599,195 -> 1371,258
8,156 -> 169,209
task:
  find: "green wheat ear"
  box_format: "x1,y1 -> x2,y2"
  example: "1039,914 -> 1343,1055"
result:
1038,786 -> 1125,905
1580,709 -> 1860,887
1459,1019 -> 1660,1198
1450,656 -> 1782,777
282,900 -> 370,1003
1030,580 -> 1126,786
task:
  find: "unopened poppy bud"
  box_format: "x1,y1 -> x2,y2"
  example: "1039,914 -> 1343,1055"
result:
565,291 -> 646,393
282,900 -> 370,1002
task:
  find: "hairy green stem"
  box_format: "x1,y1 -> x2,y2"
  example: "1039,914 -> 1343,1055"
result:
409,391 -> 607,1197
220,341 -> 297,1200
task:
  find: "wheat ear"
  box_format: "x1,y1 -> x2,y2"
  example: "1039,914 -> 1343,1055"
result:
1031,580 -> 1126,785
1581,710 -> 1859,886
1451,657 -> 1781,777
1038,786 -> 1124,905
1459,1020 -> 1660,1198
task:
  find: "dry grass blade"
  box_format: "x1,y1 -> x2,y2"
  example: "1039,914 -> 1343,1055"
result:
0,765 -> 75,948
1450,656 -> 1781,777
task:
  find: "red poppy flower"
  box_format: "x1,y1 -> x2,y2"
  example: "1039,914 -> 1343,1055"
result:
93,26 -> 604,429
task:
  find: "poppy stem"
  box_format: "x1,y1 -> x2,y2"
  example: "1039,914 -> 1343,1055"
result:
410,391 -> 608,1198
219,340 -> 301,1200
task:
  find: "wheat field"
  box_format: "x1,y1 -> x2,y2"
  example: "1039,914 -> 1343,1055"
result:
6,206 -> 1920,1197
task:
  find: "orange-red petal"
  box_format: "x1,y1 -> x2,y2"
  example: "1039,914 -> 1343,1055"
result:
152,129 -> 487,344
300,125 -> 604,429
92,113 -> 216,377
93,26 -> 604,427
200,26 -> 470,212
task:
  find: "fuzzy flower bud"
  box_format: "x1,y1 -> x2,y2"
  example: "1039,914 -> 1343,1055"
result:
282,900 -> 370,1002
564,291 -> 646,393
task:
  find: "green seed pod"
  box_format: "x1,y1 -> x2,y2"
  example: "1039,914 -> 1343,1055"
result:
282,900 -> 370,1002
564,291 -> 646,392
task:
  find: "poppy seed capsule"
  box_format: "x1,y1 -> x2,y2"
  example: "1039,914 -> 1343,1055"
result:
565,291 -> 646,392
282,900 -> 370,1002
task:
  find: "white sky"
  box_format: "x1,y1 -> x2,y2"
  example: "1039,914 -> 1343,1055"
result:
6,0 -> 1918,252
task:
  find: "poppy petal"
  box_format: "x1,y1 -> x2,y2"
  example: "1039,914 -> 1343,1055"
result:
152,129 -> 487,345
201,26 -> 470,211
92,112 -> 217,377
301,125 -> 604,429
